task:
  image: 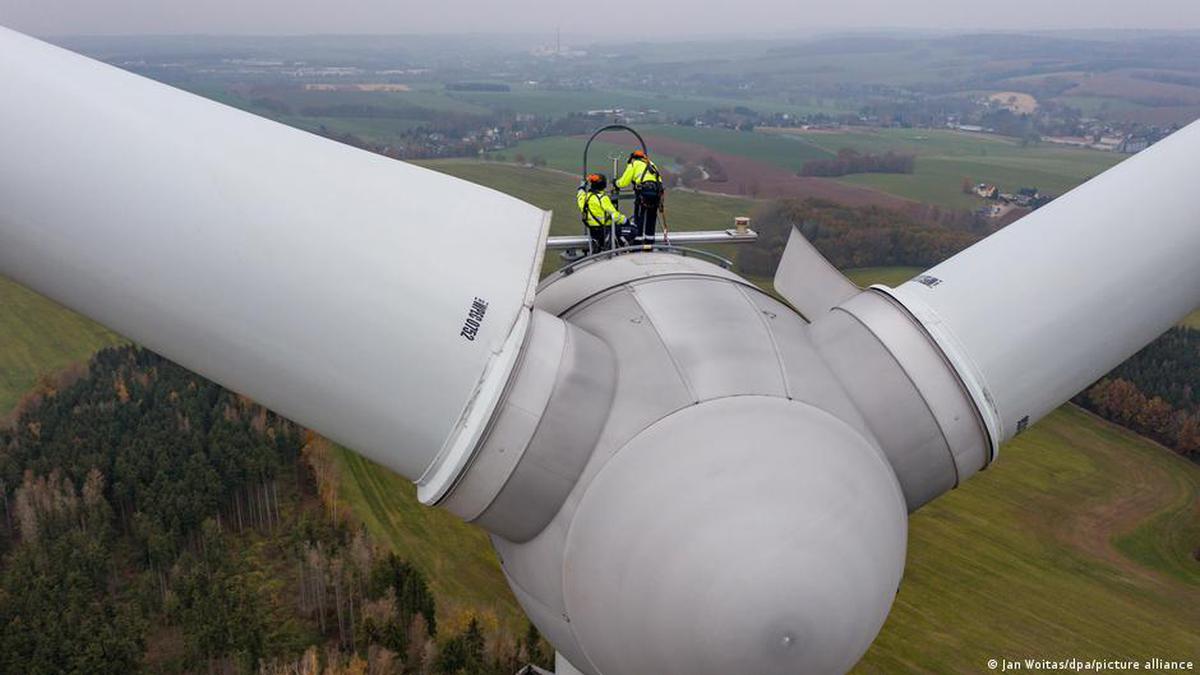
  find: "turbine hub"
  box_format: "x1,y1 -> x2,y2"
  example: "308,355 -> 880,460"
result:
563,396 -> 907,675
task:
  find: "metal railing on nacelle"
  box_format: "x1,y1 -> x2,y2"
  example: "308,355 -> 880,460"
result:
545,228 -> 758,252
538,244 -> 747,290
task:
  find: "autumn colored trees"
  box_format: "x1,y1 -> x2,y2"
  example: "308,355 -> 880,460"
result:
0,346 -> 552,673
1078,327 -> 1200,458
738,197 -> 983,274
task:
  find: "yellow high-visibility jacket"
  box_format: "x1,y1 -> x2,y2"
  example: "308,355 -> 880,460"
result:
578,189 -> 627,229
615,158 -> 662,190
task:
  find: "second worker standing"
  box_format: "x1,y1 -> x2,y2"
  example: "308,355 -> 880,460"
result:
614,149 -> 664,246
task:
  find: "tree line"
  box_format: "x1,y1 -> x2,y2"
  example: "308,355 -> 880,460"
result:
1075,326 -> 1200,458
738,197 -> 986,275
799,148 -> 916,177
0,346 -> 553,674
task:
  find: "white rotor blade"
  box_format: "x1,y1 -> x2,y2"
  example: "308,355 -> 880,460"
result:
885,120 -> 1200,448
0,27 -> 550,501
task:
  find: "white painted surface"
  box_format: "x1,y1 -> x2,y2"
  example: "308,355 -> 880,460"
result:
889,120 -> 1200,444
563,397 -> 906,675
773,226 -> 860,320
0,28 -> 549,489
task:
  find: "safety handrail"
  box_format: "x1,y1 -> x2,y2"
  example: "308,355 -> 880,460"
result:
539,245 -> 734,291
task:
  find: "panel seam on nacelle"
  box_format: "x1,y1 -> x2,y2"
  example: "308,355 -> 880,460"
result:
547,271 -> 766,319
732,281 -> 794,400
628,284 -> 700,404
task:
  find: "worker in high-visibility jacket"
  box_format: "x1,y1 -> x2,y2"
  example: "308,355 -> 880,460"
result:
578,173 -> 628,253
615,149 -> 664,244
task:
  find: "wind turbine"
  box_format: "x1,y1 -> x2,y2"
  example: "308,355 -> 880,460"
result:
2,28 -> 1198,675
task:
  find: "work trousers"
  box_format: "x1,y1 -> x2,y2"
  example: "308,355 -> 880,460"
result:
634,191 -> 660,243
587,225 -> 609,254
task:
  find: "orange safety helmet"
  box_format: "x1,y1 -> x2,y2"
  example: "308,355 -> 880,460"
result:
630,149 -> 647,160
587,173 -> 607,191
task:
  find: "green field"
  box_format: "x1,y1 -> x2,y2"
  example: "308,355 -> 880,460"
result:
642,124 -> 835,171
488,124 -> 836,176
331,446 -> 524,633
446,85 -> 846,119
522,125 -> 1123,211
495,126 -> 842,177
484,135 -> 632,175
250,86 -> 491,117
803,129 -> 1121,210
276,115 -> 424,146
792,128 -> 1022,157
203,85 -> 492,148
445,87 -> 672,118
858,405 -> 1200,672
0,276 -> 124,415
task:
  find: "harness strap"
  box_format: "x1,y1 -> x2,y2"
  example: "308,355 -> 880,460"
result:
637,159 -> 660,185
582,191 -> 608,228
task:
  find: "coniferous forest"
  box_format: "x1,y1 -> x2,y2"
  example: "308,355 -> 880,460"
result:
0,346 -> 551,674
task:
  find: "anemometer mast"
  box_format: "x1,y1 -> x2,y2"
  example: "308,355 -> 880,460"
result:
3,28 -> 1199,675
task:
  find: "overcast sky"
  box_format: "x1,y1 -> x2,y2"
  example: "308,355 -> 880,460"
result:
3,0 -> 1200,37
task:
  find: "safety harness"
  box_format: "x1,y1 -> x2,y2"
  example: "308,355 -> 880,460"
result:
580,191 -> 610,229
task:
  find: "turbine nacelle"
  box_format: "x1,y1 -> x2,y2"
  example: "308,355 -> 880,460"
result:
433,250 -> 982,674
